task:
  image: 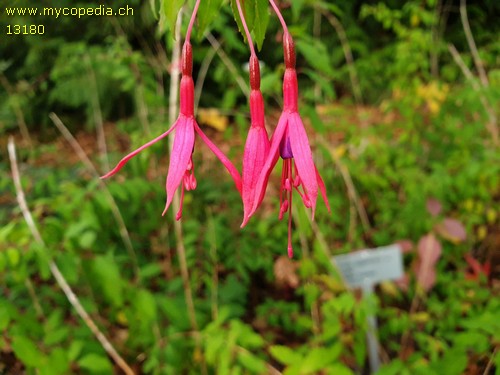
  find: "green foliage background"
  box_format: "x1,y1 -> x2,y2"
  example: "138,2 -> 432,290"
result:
1,0 -> 499,374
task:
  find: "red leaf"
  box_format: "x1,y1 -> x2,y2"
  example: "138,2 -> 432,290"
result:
464,254 -> 491,281
416,234 -> 442,292
436,218 -> 467,243
464,254 -> 483,275
426,198 -> 442,217
396,239 -> 414,254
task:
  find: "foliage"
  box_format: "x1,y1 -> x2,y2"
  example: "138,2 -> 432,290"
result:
1,0 -> 500,374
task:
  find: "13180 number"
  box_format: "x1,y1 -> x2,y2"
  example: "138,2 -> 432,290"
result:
6,25 -> 45,35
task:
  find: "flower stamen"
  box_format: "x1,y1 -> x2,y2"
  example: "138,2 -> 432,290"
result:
287,172 -> 293,258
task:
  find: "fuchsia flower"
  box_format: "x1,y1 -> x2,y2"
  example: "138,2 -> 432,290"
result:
101,2 -> 241,220
249,15 -> 330,258
241,56 -> 271,227
236,0 -> 271,228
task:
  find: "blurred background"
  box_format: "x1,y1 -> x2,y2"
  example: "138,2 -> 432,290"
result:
1,0 -> 499,374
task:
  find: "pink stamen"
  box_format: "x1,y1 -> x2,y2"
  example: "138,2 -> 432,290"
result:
294,176 -> 301,187
183,174 -> 191,190
176,184 -> 185,221
284,178 -> 291,191
278,158 -> 294,257
287,177 -> 293,258
279,159 -> 292,220
279,199 -> 289,219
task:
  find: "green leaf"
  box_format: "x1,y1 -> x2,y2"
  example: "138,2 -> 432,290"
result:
295,39 -> 335,76
79,230 -> 96,249
231,0 -> 250,45
0,304 -> 11,330
197,0 -> 224,39
78,353 -> 113,373
453,331 -> 489,353
494,350 -> 500,375
433,349 -> 467,375
269,345 -> 299,366
252,0 -> 269,50
300,347 -> 333,373
231,0 -> 269,51
0,252 -> 5,273
291,0 -> 306,21
6,247 -> 20,267
327,363 -> 355,375
45,348 -> 70,375
11,335 -> 45,368
44,327 -> 70,346
162,0 -> 184,34
135,289 -> 157,322
92,253 -> 124,307
139,263 -> 163,280
237,350 -> 267,373
235,322 -> 264,348
68,340 -> 84,362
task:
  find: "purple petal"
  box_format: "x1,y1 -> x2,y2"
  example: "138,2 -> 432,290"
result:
194,122 -> 242,195
288,113 -> 318,218
241,126 -> 270,227
101,119 -> 179,179
249,112 -> 289,217
163,117 -> 195,215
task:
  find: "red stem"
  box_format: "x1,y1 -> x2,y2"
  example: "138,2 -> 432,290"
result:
236,0 -> 257,58
185,0 -> 201,43
268,0 -> 289,34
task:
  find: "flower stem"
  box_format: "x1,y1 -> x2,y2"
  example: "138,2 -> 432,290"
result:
235,0 -> 256,58
268,0 -> 289,35
185,0 -> 201,43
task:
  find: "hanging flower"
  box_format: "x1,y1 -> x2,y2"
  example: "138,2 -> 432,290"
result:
239,27 -> 271,226
102,38 -> 241,220
249,31 -> 330,258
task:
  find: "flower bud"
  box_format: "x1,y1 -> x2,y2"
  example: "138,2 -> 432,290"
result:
249,55 -> 260,90
283,32 -> 296,69
182,42 -> 193,76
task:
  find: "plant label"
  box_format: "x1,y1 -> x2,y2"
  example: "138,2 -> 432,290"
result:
332,244 -> 403,288
332,244 -> 404,374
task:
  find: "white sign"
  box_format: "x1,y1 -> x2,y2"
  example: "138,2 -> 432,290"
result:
332,244 -> 404,374
333,244 -> 403,288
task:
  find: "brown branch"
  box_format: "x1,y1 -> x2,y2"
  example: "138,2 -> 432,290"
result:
49,113 -> 139,278
318,138 -> 372,235
448,44 -> 498,145
8,137 -> 135,375
320,9 -> 363,104
195,46 -> 217,111
85,54 -> 110,172
459,0 -> 488,87
206,32 -> 250,97
482,346 -> 498,375
0,74 -> 33,148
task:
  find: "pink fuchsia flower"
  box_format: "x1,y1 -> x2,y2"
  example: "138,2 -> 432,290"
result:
250,30 -> 330,258
241,56 -> 271,227
235,0 -> 271,227
101,3 -> 242,220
